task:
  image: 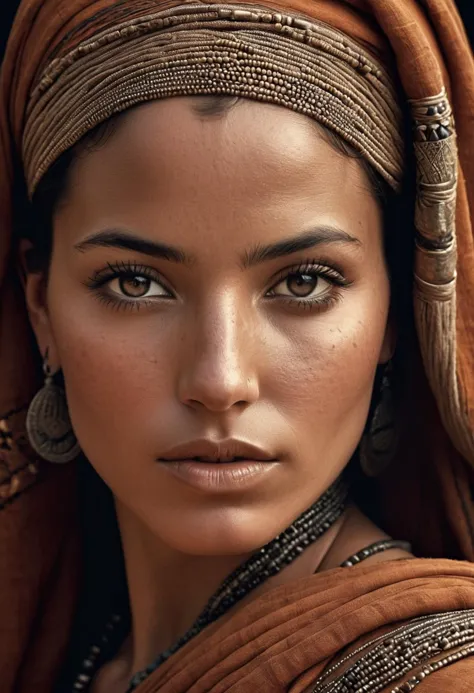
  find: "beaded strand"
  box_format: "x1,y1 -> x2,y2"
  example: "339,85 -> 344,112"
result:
71,476 -> 348,691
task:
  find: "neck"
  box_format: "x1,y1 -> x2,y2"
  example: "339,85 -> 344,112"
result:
116,501 -> 250,673
115,499 -> 346,677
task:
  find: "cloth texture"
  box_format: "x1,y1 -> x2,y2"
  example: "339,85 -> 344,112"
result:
1,0 -> 474,691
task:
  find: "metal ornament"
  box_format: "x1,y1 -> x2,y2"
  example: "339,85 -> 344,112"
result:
359,364 -> 397,477
26,353 -> 80,464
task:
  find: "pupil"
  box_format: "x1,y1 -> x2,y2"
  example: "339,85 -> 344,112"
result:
120,275 -> 150,298
288,273 -> 317,297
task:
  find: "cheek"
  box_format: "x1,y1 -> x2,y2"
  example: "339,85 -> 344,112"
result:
268,289 -> 389,418
46,280 -> 174,459
263,287 -> 389,482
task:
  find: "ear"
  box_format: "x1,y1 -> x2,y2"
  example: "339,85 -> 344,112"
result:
379,310 -> 397,365
18,239 -> 60,370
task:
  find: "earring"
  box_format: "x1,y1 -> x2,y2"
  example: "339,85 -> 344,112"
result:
359,362 -> 397,477
26,349 -> 81,464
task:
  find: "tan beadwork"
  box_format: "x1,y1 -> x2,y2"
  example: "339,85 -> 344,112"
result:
408,89 -> 474,462
313,609 -> 474,692
23,3 -> 404,196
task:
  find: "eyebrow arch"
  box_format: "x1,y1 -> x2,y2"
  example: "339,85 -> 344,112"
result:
241,226 -> 360,269
74,230 -> 195,266
74,225 -> 360,268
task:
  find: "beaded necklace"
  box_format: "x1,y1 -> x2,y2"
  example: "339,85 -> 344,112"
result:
70,476 -> 349,691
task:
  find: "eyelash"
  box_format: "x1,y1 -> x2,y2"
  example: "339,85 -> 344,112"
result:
267,259 -> 351,311
84,258 -> 351,313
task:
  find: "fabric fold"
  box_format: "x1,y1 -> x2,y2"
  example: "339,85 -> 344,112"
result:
1,0 -> 474,691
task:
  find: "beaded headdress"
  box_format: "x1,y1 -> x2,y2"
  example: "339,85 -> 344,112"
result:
24,4 -> 405,194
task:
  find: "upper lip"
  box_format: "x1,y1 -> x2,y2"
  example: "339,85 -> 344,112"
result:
159,438 -> 277,463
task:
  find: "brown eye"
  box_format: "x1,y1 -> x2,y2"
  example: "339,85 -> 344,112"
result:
107,273 -> 168,300
119,275 -> 151,298
286,273 -> 319,297
270,271 -> 331,300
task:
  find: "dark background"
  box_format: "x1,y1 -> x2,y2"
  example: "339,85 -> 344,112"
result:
0,1 -> 473,69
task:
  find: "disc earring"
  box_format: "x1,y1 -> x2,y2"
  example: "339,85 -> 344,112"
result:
26,350 -> 81,463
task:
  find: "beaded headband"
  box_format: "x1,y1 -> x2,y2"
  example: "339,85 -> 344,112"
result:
23,3 -> 405,196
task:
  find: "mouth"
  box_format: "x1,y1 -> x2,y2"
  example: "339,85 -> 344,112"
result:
161,456 -> 275,464
157,439 -> 279,492
158,458 -> 280,492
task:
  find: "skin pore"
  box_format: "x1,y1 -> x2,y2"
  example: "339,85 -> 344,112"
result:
23,97 -> 411,691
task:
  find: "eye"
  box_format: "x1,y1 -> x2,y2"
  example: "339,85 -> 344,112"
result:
269,270 -> 332,300
108,273 -> 169,299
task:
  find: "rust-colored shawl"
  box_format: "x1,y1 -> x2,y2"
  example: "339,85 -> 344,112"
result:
1,1 -> 474,692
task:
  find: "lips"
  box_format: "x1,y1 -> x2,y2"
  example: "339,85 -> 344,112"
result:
159,438 -> 277,464
182,456 -> 255,464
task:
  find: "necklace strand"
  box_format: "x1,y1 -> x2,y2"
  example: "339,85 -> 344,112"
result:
71,477 -> 349,691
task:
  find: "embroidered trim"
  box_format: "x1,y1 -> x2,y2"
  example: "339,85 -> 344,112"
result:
313,609 -> 474,693
0,419 -> 13,452
0,406 -> 40,508
411,89 -> 457,296
391,644 -> 474,692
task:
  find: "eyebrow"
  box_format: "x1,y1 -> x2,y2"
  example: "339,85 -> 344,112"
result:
241,226 -> 360,269
75,230 -> 195,265
74,225 -> 360,268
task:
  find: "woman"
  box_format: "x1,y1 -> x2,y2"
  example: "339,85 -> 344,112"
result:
1,0 -> 474,691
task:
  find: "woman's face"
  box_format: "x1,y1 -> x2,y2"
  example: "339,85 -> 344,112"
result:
26,97 -> 392,555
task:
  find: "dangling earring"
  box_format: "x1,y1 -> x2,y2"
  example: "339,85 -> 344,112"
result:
359,362 -> 397,477
26,349 -> 81,464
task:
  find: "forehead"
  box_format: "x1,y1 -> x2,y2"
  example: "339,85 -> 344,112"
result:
60,97 -> 381,247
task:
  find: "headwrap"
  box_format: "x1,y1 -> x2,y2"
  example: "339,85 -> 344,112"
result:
1,0 -> 474,691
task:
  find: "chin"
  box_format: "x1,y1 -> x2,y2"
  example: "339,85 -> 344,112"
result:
144,503 -> 284,557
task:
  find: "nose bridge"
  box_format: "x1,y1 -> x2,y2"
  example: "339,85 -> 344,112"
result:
179,290 -> 258,410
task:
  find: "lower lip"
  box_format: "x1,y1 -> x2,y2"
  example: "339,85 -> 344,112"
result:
158,459 -> 279,492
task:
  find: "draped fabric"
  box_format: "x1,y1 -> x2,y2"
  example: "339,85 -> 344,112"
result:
1,0 -> 474,691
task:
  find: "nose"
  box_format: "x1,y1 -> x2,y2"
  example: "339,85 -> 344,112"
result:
177,293 -> 260,413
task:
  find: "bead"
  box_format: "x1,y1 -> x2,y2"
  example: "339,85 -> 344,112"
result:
438,125 -> 450,139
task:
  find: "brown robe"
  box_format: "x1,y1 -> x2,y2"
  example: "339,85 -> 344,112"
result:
1,0 -> 474,691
